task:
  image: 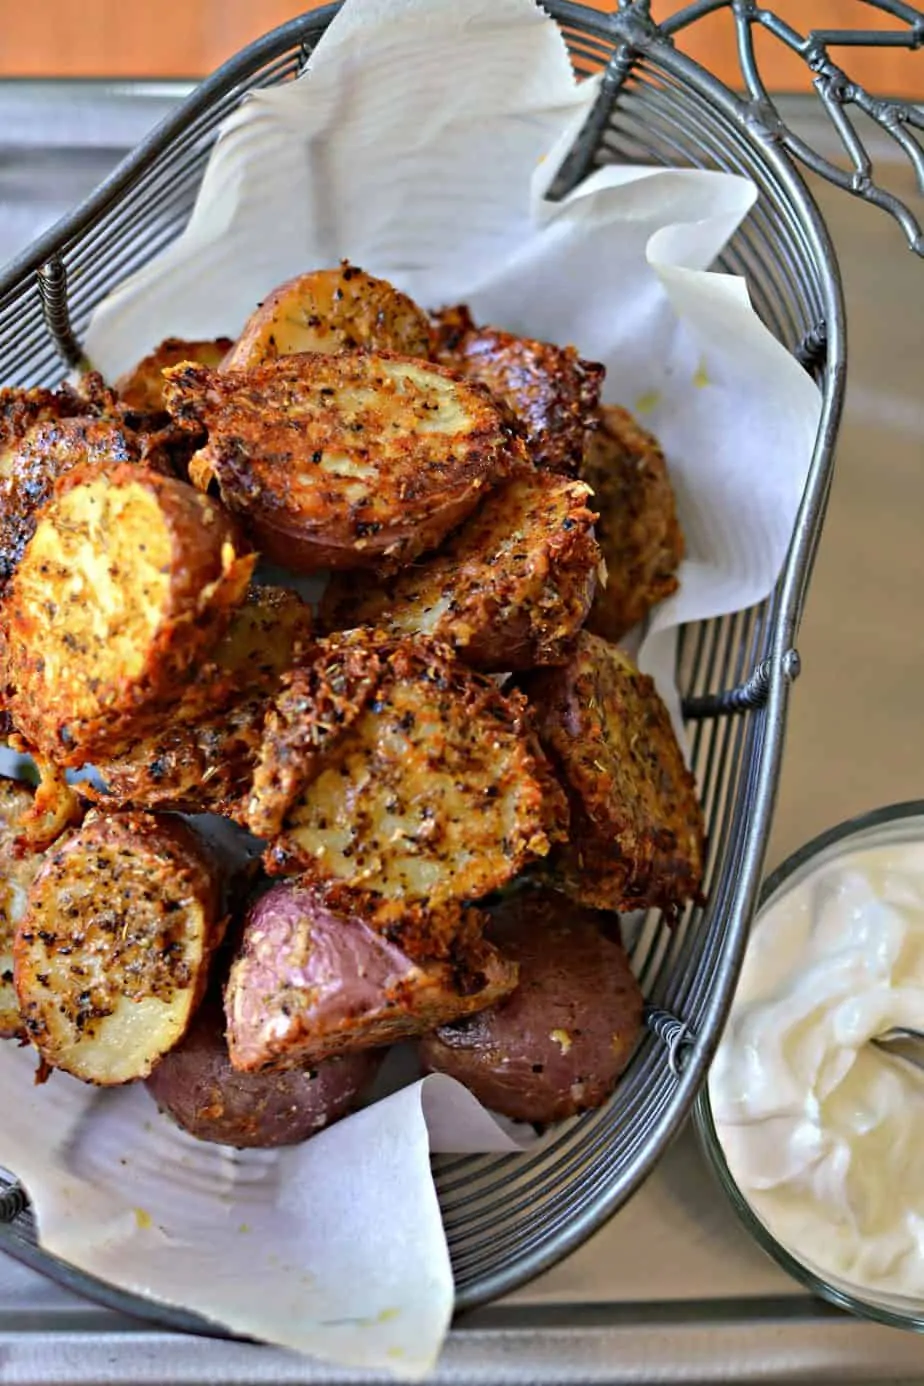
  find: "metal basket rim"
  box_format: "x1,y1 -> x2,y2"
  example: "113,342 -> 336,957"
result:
0,0 -> 847,1333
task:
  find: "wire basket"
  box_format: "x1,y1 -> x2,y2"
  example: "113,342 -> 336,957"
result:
0,0 -> 921,1330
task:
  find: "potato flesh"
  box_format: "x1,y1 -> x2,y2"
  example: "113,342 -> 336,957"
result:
223,265 -> 430,370
0,781 -> 43,1038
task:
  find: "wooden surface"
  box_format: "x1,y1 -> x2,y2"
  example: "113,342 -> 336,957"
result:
0,0 -> 921,96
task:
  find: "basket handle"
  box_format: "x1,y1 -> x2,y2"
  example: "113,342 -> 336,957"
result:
609,0 -> 924,256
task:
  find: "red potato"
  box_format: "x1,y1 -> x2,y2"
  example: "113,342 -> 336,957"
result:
14,813 -> 225,1085
146,992 -> 382,1148
419,889 -> 644,1125
225,884 -> 518,1073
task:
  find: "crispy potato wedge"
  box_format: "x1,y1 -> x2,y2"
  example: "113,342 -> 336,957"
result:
115,337 -> 235,416
244,631 -> 567,952
431,305 -> 604,475
321,472 -> 601,671
524,632 -> 704,912
14,812 -> 224,1085
420,889 -> 643,1124
78,585 -> 313,814
581,405 -> 684,642
225,883 -> 518,1071
165,351 -> 526,573
2,464 -> 256,766
223,263 -> 430,370
0,779 -> 49,1039
146,988 -> 381,1146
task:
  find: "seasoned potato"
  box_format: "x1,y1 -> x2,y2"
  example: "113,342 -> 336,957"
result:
1,464 -> 256,766
0,779 -> 48,1039
225,884 -> 518,1072
244,631 -> 567,951
431,305 -> 604,475
320,471 -> 601,671
164,351 -> 525,573
582,405 -> 684,642
223,263 -> 430,370
14,813 -> 224,1085
80,586 -> 313,814
0,384 -> 86,472
115,337 -> 235,416
524,632 -> 704,913
146,990 -> 381,1146
419,889 -> 643,1124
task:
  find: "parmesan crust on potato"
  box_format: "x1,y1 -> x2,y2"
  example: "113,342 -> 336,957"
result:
14,813 -> 224,1085
81,586 -> 313,814
320,471 -> 602,671
115,336 -> 235,417
1,464 -> 256,765
164,351 -> 526,573
524,632 -> 704,913
431,305 -> 604,475
244,631 -> 567,952
225,884 -> 518,1072
581,405 -> 684,642
222,263 -> 430,370
0,779 -> 49,1039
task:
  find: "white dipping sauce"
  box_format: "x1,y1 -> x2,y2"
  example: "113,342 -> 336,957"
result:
709,837 -> 924,1301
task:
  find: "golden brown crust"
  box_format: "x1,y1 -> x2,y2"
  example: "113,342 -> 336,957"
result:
165,351 -> 526,573
115,337 -> 235,416
320,472 -> 602,671
581,405 -> 684,641
431,305 -> 604,476
524,632 -> 704,913
14,812 -> 224,1085
225,884 -> 518,1071
223,263 -> 431,370
1,464 -> 256,765
243,631 -> 566,953
0,778 -> 47,1039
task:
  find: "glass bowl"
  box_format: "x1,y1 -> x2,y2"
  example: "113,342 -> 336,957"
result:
694,799 -> 924,1333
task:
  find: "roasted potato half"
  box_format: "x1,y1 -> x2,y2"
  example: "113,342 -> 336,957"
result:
115,336 -> 235,417
0,778 -> 49,1039
146,990 -> 382,1147
0,384 -> 87,471
79,585 -> 312,814
525,632 -> 704,913
245,631 -> 567,952
420,889 -> 644,1124
582,405 -> 684,642
165,351 -> 526,573
222,263 -> 430,370
225,884 -> 518,1072
321,471 -> 602,671
2,464 -> 256,765
14,812 -> 224,1085
431,305 -> 604,475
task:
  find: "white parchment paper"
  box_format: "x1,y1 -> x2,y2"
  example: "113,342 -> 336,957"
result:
0,0 -> 822,1374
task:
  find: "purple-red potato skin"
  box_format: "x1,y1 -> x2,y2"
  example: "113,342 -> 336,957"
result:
146,994 -> 380,1147
225,884 -> 518,1072
419,890 -> 644,1125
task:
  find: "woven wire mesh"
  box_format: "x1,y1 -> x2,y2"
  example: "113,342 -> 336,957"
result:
0,0 -> 846,1322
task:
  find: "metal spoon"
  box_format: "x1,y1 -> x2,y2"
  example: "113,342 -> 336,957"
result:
871,1026 -> 924,1073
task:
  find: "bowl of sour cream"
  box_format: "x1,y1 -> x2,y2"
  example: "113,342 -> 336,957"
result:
696,800 -> 924,1329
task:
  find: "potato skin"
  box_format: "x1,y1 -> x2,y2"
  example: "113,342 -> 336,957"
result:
165,351 -> 526,574
223,263 -> 431,369
146,991 -> 381,1147
1,463 -> 256,765
225,884 -> 518,1072
581,405 -> 683,642
524,632 -> 704,913
0,778 -> 47,1039
244,631 -> 567,953
431,305 -> 604,476
419,889 -> 643,1125
14,812 -> 225,1085
320,472 -> 602,672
